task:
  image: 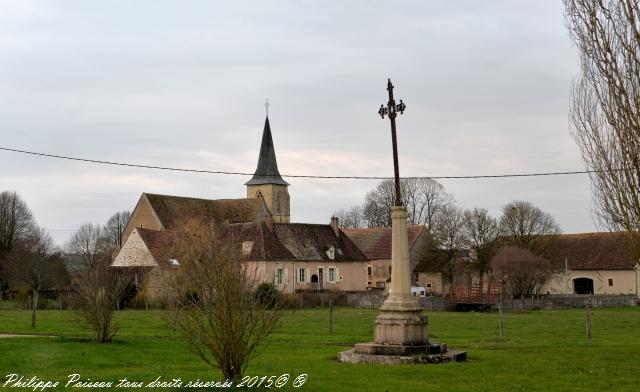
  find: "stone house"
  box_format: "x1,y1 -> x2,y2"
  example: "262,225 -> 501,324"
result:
343,225 -> 429,291
228,220 -> 368,294
112,116 -> 369,300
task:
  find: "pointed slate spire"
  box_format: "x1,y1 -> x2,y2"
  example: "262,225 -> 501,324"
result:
245,117 -> 289,186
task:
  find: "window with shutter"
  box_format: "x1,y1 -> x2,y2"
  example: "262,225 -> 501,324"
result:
275,268 -> 284,285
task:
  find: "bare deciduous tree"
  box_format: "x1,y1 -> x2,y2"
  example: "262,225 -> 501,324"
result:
491,246 -> 554,298
65,223 -> 108,273
165,219 -> 284,382
362,178 -> 453,229
431,205 -> 466,283
564,0 -> 640,257
68,261 -> 129,343
463,208 -> 499,289
0,191 -> 36,254
65,222 -> 128,342
0,191 -> 36,297
103,211 -> 131,250
499,201 -> 561,257
6,229 -> 67,328
333,206 -> 365,229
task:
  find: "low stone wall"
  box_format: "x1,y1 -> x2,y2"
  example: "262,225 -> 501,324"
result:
500,294 -> 638,311
312,292 -> 638,311
419,296 -> 450,311
337,291 -> 385,309
323,292 -> 451,310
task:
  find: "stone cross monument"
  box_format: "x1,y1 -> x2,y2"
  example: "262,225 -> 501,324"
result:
373,79 -> 426,346
339,79 -> 466,364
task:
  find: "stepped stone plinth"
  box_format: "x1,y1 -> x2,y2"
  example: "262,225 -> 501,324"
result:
338,206 -> 466,365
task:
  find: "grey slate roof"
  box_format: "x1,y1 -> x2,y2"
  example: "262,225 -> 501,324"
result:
272,223 -> 368,261
225,222 -> 297,261
245,117 -> 289,186
144,193 -> 267,228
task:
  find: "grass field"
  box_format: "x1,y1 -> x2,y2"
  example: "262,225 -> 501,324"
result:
0,306 -> 639,391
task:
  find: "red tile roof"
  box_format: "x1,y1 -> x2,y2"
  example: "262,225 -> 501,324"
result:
343,225 -> 426,260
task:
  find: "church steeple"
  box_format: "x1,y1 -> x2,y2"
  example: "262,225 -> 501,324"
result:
246,116 -> 290,223
245,117 -> 289,186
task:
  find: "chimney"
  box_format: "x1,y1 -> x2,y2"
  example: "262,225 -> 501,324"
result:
330,216 -> 339,237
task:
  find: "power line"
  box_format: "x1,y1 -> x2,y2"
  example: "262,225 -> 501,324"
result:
0,146 -> 604,180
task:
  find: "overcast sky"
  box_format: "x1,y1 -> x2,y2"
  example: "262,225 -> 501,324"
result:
0,0 -> 597,246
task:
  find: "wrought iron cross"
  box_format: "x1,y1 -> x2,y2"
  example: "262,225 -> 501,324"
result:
378,78 -> 406,207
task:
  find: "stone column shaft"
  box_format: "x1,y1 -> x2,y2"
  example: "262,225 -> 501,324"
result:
379,206 -> 421,312
389,206 -> 411,295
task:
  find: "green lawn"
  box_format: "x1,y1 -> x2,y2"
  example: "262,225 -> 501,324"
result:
0,307 -> 639,391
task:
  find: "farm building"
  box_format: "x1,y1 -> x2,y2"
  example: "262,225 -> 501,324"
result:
543,232 -> 640,296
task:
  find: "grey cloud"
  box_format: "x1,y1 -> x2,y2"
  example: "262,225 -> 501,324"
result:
0,0 -> 595,246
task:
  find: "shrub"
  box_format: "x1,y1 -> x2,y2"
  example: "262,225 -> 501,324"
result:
254,282 -> 279,308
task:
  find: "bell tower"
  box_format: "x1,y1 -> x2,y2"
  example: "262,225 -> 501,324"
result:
245,116 -> 290,223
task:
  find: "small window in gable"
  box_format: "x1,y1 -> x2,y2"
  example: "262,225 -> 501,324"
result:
326,246 -> 335,260
608,278 -> 613,286
242,241 -> 254,255
256,191 -> 263,198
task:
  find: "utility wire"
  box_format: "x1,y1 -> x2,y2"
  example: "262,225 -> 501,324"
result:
0,146 -> 605,180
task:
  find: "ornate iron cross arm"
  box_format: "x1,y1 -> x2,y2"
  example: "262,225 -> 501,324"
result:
378,78 -> 406,207
378,81 -> 406,119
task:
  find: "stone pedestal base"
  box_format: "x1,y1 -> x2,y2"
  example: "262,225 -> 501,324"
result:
338,348 -> 467,365
374,308 -> 428,346
338,304 -> 467,365
353,342 -> 446,356
338,309 -> 467,365
338,205 -> 466,365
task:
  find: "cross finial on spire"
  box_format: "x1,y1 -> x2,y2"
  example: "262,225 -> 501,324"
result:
265,98 -> 270,117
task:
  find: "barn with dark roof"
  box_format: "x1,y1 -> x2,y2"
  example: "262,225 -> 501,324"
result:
541,232 -> 640,295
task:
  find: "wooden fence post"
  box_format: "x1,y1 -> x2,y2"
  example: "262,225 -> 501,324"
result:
498,302 -> 504,340
585,302 -> 592,344
329,300 -> 334,336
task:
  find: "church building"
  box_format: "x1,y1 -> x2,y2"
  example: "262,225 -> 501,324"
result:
112,116 -> 369,300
